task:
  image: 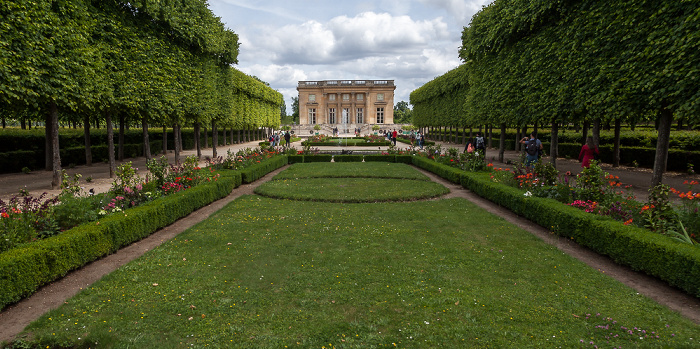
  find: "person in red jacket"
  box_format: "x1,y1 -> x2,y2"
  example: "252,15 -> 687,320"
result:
578,136 -> 599,168
391,129 -> 398,146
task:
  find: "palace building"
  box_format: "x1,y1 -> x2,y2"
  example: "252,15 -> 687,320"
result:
297,80 -> 396,127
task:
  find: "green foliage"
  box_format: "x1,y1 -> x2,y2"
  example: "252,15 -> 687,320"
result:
239,155 -> 288,183
332,155 -> 363,162
273,162 -> 429,181
410,64 -> 469,128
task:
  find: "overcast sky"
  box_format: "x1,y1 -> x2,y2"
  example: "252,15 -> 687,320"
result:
208,0 -> 493,112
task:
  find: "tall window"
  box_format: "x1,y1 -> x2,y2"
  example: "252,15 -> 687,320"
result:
309,94 -> 316,102
376,107 -> 384,124
329,94 -> 336,101
342,108 -> 350,123
357,94 -> 364,101
329,108 -> 336,124
377,93 -> 384,101
356,108 -> 364,124
309,108 -> 316,124
343,94 -> 350,101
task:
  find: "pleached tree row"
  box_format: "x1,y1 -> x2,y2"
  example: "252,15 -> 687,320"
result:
0,0 -> 283,187
411,0 -> 699,185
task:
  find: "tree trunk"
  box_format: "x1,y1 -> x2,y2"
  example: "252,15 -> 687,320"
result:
142,117 -> 151,160
118,113 -> 125,161
178,124 -> 183,151
162,125 -> 167,155
581,120 -> 589,144
1,117 -> 5,128
230,127 -> 234,145
549,120 -> 559,168
203,126 -> 209,149
84,115 -> 92,166
194,122 -> 201,159
488,124 -> 493,148
592,119 -> 601,148
106,110 -> 115,179
223,127 -> 227,146
49,101 -> 61,189
174,123 -> 181,165
515,128 -> 521,152
21,118 -> 26,130
499,123 -> 506,163
462,127 -> 467,145
651,108 -> 673,187
613,119 -> 621,167
45,112 -> 52,171
212,120 -> 218,158
237,129 -> 241,144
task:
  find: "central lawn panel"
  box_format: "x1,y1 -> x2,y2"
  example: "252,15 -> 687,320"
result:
23,197 -> 700,348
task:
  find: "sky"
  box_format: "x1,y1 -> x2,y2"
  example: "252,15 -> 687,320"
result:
208,0 -> 493,113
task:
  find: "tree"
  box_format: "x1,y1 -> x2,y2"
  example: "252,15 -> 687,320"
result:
393,101 -> 413,124
291,97 -> 299,123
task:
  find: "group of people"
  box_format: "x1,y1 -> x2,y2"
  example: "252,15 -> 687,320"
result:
464,132 -> 487,156
409,130 -> 425,149
517,132 -> 599,171
269,131 -> 292,147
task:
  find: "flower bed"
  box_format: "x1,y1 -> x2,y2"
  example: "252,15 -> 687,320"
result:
0,150 -> 286,310
411,155 -> 700,297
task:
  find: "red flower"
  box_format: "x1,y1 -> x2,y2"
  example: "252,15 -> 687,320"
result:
1,212 -> 9,218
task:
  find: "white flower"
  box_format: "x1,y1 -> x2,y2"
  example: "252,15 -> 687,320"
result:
524,191 -> 532,197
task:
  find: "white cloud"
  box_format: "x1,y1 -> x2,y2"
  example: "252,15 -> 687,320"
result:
418,0 -> 493,23
251,12 -> 449,65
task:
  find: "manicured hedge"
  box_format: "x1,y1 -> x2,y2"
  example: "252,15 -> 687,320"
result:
363,155 -> 397,162
240,156 -> 289,183
303,155 -> 333,163
0,170 -> 241,310
411,156 -> 462,183
288,155 -> 304,164
411,157 -> 700,297
333,155 -> 363,162
395,155 -> 413,164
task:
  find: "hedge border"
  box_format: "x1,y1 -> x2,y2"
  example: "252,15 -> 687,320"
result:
0,155 -> 286,310
412,156 -> 700,297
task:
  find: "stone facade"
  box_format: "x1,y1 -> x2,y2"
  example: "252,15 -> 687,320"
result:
297,80 -> 396,131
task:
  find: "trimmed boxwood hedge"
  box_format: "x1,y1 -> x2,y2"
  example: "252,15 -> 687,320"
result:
363,155 -> 397,162
410,156 -> 700,297
240,155 -> 288,183
303,154 -> 333,163
0,156 -> 285,310
288,155 -> 304,164
333,155 -> 363,162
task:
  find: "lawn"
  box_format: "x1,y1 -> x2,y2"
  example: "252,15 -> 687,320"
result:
272,163 -> 430,181
14,163 -> 700,348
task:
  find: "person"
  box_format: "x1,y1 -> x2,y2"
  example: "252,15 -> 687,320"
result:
269,133 -> 275,147
464,138 -> 474,153
410,131 -> 416,147
519,132 -> 543,171
419,133 -> 425,150
274,132 -> 280,147
473,132 -> 486,157
391,129 -> 398,146
578,136 -> 599,168
284,131 -> 291,148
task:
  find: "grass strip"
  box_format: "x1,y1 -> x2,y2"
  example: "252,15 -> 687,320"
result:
20,197 -> 700,348
255,177 -> 449,202
273,162 -> 430,181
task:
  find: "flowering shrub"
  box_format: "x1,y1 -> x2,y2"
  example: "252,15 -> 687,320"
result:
0,192 -> 60,253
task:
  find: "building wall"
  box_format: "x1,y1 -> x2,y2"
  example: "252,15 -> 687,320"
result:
298,80 -> 396,125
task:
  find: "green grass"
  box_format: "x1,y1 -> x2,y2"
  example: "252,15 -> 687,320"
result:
272,163 -> 430,181
14,163 -> 700,348
255,178 -> 449,202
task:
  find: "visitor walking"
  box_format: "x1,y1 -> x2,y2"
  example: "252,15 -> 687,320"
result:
391,129 -> 398,146
419,133 -> 425,150
474,132 -> 486,158
578,136 -> 599,169
284,131 -> 291,148
520,132 -> 543,171
274,132 -> 280,147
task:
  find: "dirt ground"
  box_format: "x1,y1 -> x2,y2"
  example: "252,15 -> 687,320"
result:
1,140 -> 699,343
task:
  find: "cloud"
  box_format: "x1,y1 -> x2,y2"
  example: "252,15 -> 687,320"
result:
418,0 -> 493,23
251,12 -> 449,65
